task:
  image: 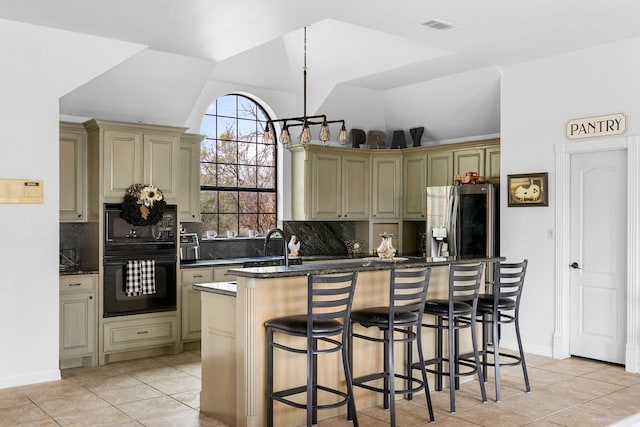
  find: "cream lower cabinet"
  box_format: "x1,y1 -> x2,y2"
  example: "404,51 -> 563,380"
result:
181,268 -> 214,342
59,123 -> 87,222
290,145 -> 369,220
84,119 -> 186,203
371,153 -> 401,219
60,274 -> 97,368
179,133 -> 204,222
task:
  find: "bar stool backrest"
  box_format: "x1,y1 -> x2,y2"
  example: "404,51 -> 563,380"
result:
495,259 -> 528,304
389,268 -> 432,320
307,272 -> 358,335
449,263 -> 485,305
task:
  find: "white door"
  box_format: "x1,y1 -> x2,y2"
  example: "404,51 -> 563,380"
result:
569,149 -> 626,363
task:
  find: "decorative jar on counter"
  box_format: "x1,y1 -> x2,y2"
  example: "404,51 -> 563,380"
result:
376,233 -> 396,259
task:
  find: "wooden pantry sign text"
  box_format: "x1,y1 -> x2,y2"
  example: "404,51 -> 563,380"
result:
566,113 -> 627,140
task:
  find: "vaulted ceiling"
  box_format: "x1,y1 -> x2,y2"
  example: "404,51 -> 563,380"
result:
2,0 -> 640,137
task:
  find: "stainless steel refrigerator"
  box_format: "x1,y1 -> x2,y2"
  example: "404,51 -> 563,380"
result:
425,183 -> 499,259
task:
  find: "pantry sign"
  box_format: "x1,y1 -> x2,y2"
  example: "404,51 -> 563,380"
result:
566,113 -> 627,140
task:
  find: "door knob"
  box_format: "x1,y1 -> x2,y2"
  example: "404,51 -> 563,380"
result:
570,262 -> 581,269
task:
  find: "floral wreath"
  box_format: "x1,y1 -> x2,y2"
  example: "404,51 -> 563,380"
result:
121,184 -> 166,226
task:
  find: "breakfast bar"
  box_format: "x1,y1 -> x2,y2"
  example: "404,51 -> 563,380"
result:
195,256 -> 501,427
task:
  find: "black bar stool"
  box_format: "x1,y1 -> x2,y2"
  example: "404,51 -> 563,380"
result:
265,272 -> 359,427
418,263 -> 487,413
476,259 -> 530,401
348,268 -> 434,426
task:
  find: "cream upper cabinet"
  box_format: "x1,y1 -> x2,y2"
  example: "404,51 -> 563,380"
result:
310,150 -> 342,219
59,123 -> 87,222
454,148 -> 486,178
341,154 -> 370,219
403,152 -> 427,219
427,151 -> 453,187
371,153 -> 402,219
290,145 -> 370,220
179,134 -> 204,222
485,146 -> 501,183
84,119 -> 186,203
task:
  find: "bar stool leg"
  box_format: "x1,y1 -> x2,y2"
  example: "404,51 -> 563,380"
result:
472,315 -> 488,403
448,316 -> 456,413
267,327 -> 274,427
515,314 -> 531,392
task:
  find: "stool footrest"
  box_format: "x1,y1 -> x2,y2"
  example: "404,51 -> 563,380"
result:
353,372 -> 426,396
272,384 -> 349,411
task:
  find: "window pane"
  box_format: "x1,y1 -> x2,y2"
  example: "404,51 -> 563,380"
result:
237,97 -> 257,119
257,166 -> 275,188
201,139 -> 216,162
201,214 -> 217,232
258,192 -> 276,213
240,214 -> 258,232
239,192 -> 258,213
217,116 -> 236,139
200,162 -> 216,186
258,213 -> 276,233
219,191 -> 238,213
218,164 -> 238,187
217,140 -> 237,164
257,143 -> 274,166
238,118 -> 257,143
217,95 -> 237,117
238,142 -> 256,165
238,165 -> 257,188
201,115 -> 216,138
219,214 -> 238,234
200,191 -> 218,213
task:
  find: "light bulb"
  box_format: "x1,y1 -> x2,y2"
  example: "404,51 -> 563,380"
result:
280,127 -> 290,146
263,126 -> 271,143
338,123 -> 347,145
319,121 -> 330,145
301,125 -> 311,145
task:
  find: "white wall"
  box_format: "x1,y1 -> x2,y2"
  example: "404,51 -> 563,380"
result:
0,19 -> 144,388
500,36 -> 640,356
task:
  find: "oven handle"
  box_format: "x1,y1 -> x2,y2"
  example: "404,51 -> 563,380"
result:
103,255 -> 177,266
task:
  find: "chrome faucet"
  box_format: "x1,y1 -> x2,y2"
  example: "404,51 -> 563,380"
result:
264,228 -> 289,267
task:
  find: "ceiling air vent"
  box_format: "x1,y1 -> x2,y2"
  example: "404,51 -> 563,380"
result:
422,19 -> 456,31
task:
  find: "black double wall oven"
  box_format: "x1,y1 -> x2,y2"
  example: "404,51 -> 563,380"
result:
103,204 -> 178,317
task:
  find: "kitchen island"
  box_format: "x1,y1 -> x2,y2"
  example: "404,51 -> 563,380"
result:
196,256 -> 502,427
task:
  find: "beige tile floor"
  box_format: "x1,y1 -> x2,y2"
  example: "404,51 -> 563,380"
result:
1,351 -> 639,426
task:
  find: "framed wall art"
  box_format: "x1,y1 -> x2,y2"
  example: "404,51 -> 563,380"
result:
507,172 -> 548,207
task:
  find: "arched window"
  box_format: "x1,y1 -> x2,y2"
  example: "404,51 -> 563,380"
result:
199,94 -> 277,235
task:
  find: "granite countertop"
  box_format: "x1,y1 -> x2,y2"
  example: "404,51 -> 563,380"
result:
180,254 -> 367,269
226,256 -> 503,279
60,269 -> 99,276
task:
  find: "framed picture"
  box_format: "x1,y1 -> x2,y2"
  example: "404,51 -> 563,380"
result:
507,172 -> 549,207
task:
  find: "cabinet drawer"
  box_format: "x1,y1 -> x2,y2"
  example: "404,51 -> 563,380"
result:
60,275 -> 96,293
182,268 -> 214,284
103,315 -> 177,353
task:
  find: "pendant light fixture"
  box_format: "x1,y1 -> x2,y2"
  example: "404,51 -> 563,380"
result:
263,26 -> 347,148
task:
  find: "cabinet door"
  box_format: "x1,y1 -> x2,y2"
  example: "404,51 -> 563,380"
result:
103,129 -> 144,199
144,133 -> 179,201
60,292 -> 95,358
342,154 -> 370,219
59,125 -> 87,222
485,146 -> 501,183
427,151 -> 453,187
454,148 -> 485,178
182,285 -> 202,341
371,154 -> 401,219
179,135 -> 203,222
403,153 -> 427,219
310,151 -> 341,219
